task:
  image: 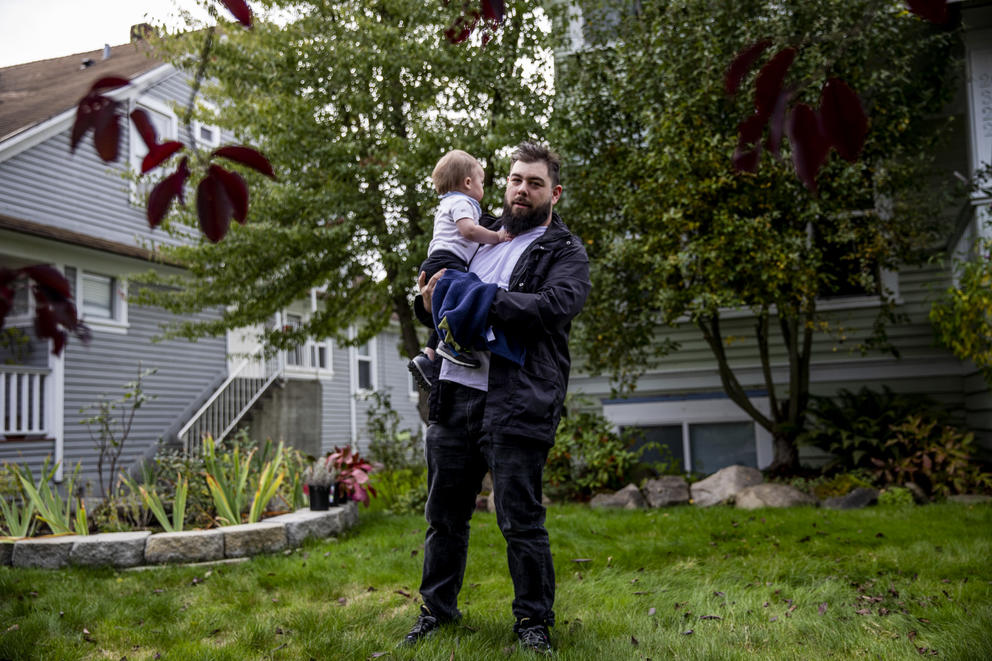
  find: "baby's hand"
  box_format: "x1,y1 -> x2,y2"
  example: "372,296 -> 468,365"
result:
497,228 -> 512,242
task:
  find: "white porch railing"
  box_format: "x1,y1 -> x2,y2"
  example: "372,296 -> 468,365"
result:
0,367 -> 50,437
178,347 -> 283,455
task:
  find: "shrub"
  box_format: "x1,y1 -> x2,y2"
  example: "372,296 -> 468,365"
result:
800,387 -> 948,473
545,398 -> 641,502
371,466 -> 428,515
363,391 -> 423,470
878,486 -> 915,506
871,416 -> 992,498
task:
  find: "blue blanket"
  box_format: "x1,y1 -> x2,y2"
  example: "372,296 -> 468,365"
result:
432,270 -> 525,366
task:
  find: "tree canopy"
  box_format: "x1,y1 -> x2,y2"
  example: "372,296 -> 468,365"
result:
552,0 -> 961,472
135,0 -> 553,384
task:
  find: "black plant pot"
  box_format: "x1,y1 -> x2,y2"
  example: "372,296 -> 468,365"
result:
308,484 -> 331,511
334,482 -> 348,506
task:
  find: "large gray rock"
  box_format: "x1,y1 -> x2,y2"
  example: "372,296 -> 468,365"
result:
70,531 -> 151,568
145,529 -> 225,565
12,536 -> 76,569
338,501 -> 360,529
946,494 -> 992,505
222,522 -> 287,558
643,476 -> 690,507
590,484 -> 646,509
735,483 -> 817,510
266,509 -> 344,546
822,487 -> 879,510
690,465 -> 763,507
0,541 -> 14,566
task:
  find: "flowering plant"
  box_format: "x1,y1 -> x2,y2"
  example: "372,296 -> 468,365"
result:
328,445 -> 377,507
301,455 -> 339,488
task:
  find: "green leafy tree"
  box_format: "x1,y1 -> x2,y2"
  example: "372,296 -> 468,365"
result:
553,0 -> 960,474
134,0 -> 554,419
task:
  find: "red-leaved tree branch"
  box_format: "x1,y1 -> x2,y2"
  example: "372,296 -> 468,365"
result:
727,0 -> 949,192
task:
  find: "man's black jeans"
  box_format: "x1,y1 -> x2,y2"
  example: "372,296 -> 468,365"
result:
419,381 -> 555,626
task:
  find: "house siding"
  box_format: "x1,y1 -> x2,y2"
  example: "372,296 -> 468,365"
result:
60,301 -> 226,490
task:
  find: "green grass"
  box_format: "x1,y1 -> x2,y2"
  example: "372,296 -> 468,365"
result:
1,502 -> 991,660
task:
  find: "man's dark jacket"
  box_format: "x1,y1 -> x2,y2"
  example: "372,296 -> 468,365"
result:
415,212 -> 591,444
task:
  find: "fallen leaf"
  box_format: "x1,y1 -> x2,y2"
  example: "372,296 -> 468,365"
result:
855,609 -> 871,615
648,608 -> 656,616
769,617 -> 778,622
682,629 -> 694,635
5,625 -> 19,632
818,602 -> 828,615
631,635 -> 639,646
573,558 -> 592,563
699,615 -> 722,620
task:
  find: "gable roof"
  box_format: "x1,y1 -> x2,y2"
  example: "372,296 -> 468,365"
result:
0,41 -> 165,144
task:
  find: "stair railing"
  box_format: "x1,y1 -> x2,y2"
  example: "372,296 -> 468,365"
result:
178,346 -> 283,455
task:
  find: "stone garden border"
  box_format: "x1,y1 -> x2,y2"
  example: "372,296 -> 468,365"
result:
0,502 -> 358,570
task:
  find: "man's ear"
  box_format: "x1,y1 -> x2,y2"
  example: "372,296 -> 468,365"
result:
551,184 -> 563,205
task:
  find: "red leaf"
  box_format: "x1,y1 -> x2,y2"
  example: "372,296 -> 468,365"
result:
89,76 -> 130,93
142,141 -> 184,174
766,88 -> 790,157
905,0 -> 948,24
787,103 -> 830,194
209,164 -> 249,224
732,114 -> 765,173
130,108 -> 158,149
445,11 -> 479,44
22,265 -> 71,300
212,145 -> 276,179
147,157 -> 190,228
197,173 -> 233,243
725,39 -> 772,96
819,78 -> 867,162
92,98 -> 121,162
220,0 -> 252,27
754,48 -> 796,118
481,0 -> 505,26
71,94 -> 115,154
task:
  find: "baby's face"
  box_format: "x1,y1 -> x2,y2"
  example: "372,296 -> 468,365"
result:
466,163 -> 485,202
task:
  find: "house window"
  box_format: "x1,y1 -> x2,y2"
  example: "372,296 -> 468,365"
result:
606,394 -> 772,474
65,266 -> 127,330
129,98 -> 178,197
355,339 -> 375,392
285,313 -> 304,366
192,119 -> 221,148
6,277 -> 33,324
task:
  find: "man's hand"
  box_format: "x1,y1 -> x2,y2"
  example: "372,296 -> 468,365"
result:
418,268 -> 446,314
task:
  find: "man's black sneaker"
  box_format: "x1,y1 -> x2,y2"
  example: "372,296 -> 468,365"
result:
399,606 -> 441,647
436,342 -> 481,368
515,619 -> 552,655
407,352 -> 433,391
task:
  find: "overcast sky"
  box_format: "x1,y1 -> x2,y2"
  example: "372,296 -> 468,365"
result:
0,0 -> 210,68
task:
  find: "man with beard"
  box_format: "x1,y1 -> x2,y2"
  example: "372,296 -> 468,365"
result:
400,142 -> 590,655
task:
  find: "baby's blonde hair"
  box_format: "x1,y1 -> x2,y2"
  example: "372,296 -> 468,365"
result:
431,149 -> 480,194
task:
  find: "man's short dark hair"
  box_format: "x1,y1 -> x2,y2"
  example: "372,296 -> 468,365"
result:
511,142 -> 561,188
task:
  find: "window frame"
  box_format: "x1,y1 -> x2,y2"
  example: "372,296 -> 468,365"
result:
65,266 -> 128,333
603,394 -> 774,472
351,336 -> 377,394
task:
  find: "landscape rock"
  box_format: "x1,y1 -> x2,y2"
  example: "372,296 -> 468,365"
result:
266,509 -> 344,546
0,541 -> 14,566
222,522 -> 287,558
70,531 -> 151,568
690,465 -> 763,507
735,483 -> 817,510
822,487 -> 879,510
12,536 -> 76,569
946,494 -> 992,505
590,483 -> 646,509
145,529 -> 225,565
643,475 -> 690,507
904,482 -> 929,504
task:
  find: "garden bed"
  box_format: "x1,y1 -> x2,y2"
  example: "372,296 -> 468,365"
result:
0,503 -> 357,569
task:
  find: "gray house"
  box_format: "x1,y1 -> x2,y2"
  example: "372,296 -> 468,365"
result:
561,0 -> 992,473
0,34 -> 422,489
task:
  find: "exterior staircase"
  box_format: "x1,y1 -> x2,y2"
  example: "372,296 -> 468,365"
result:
178,347 -> 284,455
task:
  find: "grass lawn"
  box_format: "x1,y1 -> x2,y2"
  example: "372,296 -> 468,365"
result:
1,502 -> 990,660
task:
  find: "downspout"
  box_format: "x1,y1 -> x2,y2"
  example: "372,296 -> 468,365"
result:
49,340 -> 65,483
348,327 -> 358,448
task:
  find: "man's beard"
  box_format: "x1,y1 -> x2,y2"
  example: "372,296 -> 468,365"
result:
501,197 -> 552,236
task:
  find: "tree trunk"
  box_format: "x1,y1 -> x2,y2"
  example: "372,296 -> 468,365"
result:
766,429 -> 800,477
